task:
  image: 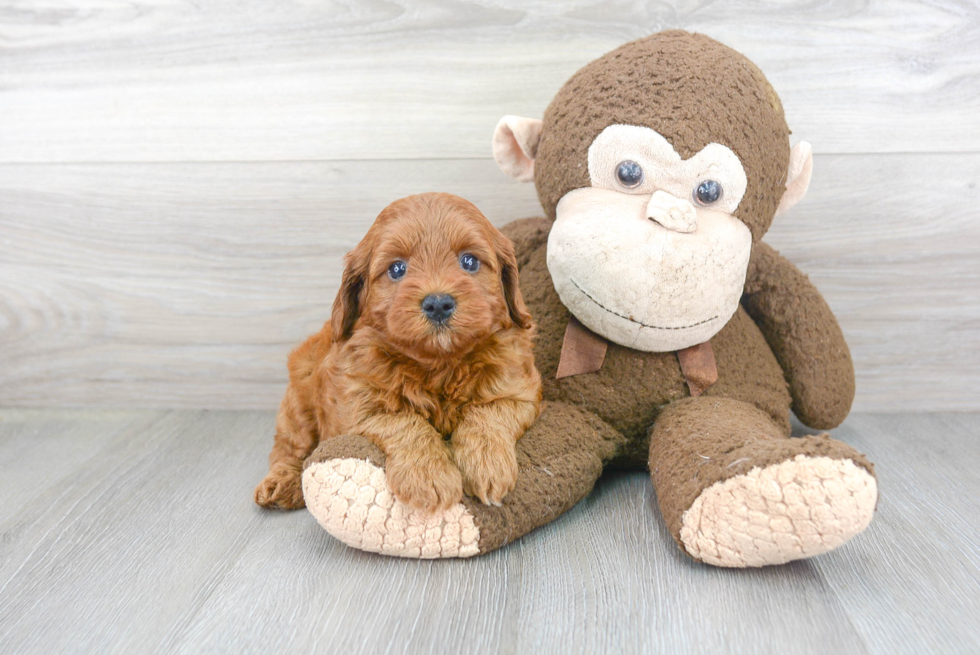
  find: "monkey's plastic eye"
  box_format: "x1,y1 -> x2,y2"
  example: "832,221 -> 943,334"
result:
388,261 -> 407,280
459,253 -> 480,273
695,180 -> 723,205
616,160 -> 644,188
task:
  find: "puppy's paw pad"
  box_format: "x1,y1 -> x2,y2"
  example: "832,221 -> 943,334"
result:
680,455 -> 877,567
303,458 -> 479,558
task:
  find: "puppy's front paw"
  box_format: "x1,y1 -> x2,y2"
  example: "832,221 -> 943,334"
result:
386,453 -> 463,514
255,461 -> 306,509
453,439 -> 518,506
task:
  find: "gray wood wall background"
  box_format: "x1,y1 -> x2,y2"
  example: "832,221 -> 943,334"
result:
1,1 -> 978,411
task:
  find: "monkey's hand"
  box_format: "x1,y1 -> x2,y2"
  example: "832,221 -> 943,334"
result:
742,241 -> 855,429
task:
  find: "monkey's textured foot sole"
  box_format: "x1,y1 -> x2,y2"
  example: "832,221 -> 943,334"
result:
302,458 -> 480,558
679,455 -> 877,568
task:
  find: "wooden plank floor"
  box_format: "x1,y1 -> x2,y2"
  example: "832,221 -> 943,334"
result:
1,410 -> 977,654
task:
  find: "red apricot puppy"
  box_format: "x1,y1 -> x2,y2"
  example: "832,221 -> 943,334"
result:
255,193 -> 541,513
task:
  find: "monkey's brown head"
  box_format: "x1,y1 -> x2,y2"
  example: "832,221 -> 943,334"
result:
493,31 -> 813,352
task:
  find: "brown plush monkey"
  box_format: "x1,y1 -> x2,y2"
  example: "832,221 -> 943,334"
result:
302,31 -> 877,567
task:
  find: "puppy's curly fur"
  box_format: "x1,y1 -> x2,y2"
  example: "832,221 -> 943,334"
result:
255,193 -> 542,513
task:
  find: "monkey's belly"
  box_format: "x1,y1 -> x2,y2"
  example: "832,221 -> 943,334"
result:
522,244 -> 791,444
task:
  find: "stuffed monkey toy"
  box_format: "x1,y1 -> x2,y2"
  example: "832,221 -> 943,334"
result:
301,30 -> 877,567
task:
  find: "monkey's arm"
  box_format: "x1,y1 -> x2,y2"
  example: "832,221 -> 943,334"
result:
499,217 -> 553,267
742,241 -> 855,430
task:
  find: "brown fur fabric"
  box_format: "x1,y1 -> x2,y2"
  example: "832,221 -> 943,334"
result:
256,193 -> 542,512
476,31 -> 871,560
744,242 -> 856,428
517,243 -> 794,447
300,32 -> 876,565
534,29 -> 790,242
305,400 -> 628,555
479,225 -> 871,559
649,397 -> 874,548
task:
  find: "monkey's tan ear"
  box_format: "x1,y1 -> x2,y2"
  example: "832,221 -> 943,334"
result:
492,115 -> 543,183
775,141 -> 813,217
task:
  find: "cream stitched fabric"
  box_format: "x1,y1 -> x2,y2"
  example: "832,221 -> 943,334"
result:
303,458 -> 480,559
680,455 -> 877,567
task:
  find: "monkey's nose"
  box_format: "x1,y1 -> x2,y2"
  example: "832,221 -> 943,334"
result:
646,190 -> 697,233
421,294 -> 456,324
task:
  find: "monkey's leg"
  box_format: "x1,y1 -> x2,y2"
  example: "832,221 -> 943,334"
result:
650,397 -> 877,567
302,401 -> 626,558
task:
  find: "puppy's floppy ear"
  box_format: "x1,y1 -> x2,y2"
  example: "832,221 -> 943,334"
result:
331,241 -> 371,341
494,232 -> 533,329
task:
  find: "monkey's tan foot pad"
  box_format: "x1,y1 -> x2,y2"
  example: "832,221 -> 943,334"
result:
680,455 -> 877,568
302,458 -> 480,558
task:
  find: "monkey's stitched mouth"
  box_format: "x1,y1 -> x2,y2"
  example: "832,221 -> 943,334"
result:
570,279 -> 718,331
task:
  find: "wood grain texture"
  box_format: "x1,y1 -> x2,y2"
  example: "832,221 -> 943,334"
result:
2,154 -> 977,411
814,413 -> 980,653
1,0 -> 978,162
0,409 -> 977,654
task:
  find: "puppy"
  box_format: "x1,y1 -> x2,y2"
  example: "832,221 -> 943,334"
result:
255,193 -> 542,513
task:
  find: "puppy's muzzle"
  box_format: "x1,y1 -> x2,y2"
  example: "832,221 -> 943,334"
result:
421,294 -> 456,325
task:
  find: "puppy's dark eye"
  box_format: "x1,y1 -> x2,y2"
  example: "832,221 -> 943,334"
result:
616,160 -> 643,188
459,253 -> 480,273
387,260 -> 407,280
694,180 -> 723,205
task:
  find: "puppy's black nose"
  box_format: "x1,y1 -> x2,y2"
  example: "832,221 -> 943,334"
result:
421,294 -> 456,324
